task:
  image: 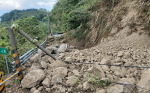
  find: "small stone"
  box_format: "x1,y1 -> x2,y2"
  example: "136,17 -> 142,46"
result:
124,52 -> 131,58
38,86 -> 43,91
46,88 -> 51,92
72,70 -> 80,76
65,57 -> 73,62
96,89 -> 106,93
117,51 -> 124,57
52,67 -> 68,78
30,54 -> 38,62
41,61 -> 48,69
48,57 -> 56,64
42,78 -> 51,88
33,90 -> 40,93
51,74 -> 62,84
66,76 -> 78,87
51,60 -> 68,68
30,87 -> 36,93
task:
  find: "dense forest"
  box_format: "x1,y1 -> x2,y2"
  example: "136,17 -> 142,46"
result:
0,8 -> 47,22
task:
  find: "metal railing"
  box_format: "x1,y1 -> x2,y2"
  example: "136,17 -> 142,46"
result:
11,38 -> 48,72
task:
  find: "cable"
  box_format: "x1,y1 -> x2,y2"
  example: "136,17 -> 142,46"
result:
64,61 -> 150,69
111,81 -> 150,92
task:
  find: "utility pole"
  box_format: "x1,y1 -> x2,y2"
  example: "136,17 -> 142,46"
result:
47,11 -> 52,36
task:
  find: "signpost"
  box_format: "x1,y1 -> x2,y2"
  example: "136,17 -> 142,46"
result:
0,48 -> 9,74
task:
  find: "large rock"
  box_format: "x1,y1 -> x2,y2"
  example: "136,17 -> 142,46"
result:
30,54 -> 38,62
52,67 -> 68,78
107,78 -> 135,93
66,76 -> 78,87
137,69 -> 150,92
57,44 -> 67,53
21,69 -> 45,88
42,78 -> 51,88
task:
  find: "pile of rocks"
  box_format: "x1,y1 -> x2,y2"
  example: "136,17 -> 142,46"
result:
19,41 -> 150,93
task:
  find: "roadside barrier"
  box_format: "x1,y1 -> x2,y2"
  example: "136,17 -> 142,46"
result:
11,38 -> 48,72
0,71 -> 5,92
0,71 -> 19,86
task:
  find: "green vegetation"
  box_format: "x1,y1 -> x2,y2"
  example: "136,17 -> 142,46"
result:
86,73 -> 110,88
51,0 -> 120,41
0,16 -> 47,73
0,8 -> 47,22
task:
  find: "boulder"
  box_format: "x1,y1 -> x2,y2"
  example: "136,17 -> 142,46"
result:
137,69 -> 150,92
42,78 -> 51,88
21,69 -> 45,88
52,67 -> 68,78
107,78 -> 135,93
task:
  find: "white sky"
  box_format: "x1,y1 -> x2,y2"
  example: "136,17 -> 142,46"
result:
0,0 -> 58,16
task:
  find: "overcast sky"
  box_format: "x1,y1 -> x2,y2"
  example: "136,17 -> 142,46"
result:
0,0 -> 58,16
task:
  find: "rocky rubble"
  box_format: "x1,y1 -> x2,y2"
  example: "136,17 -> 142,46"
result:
17,36 -> 150,93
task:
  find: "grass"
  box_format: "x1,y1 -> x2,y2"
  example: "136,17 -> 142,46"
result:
13,79 -> 20,84
86,73 -> 110,88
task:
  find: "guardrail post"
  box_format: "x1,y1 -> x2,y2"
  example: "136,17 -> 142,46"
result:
8,28 -> 23,81
0,71 -> 6,92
